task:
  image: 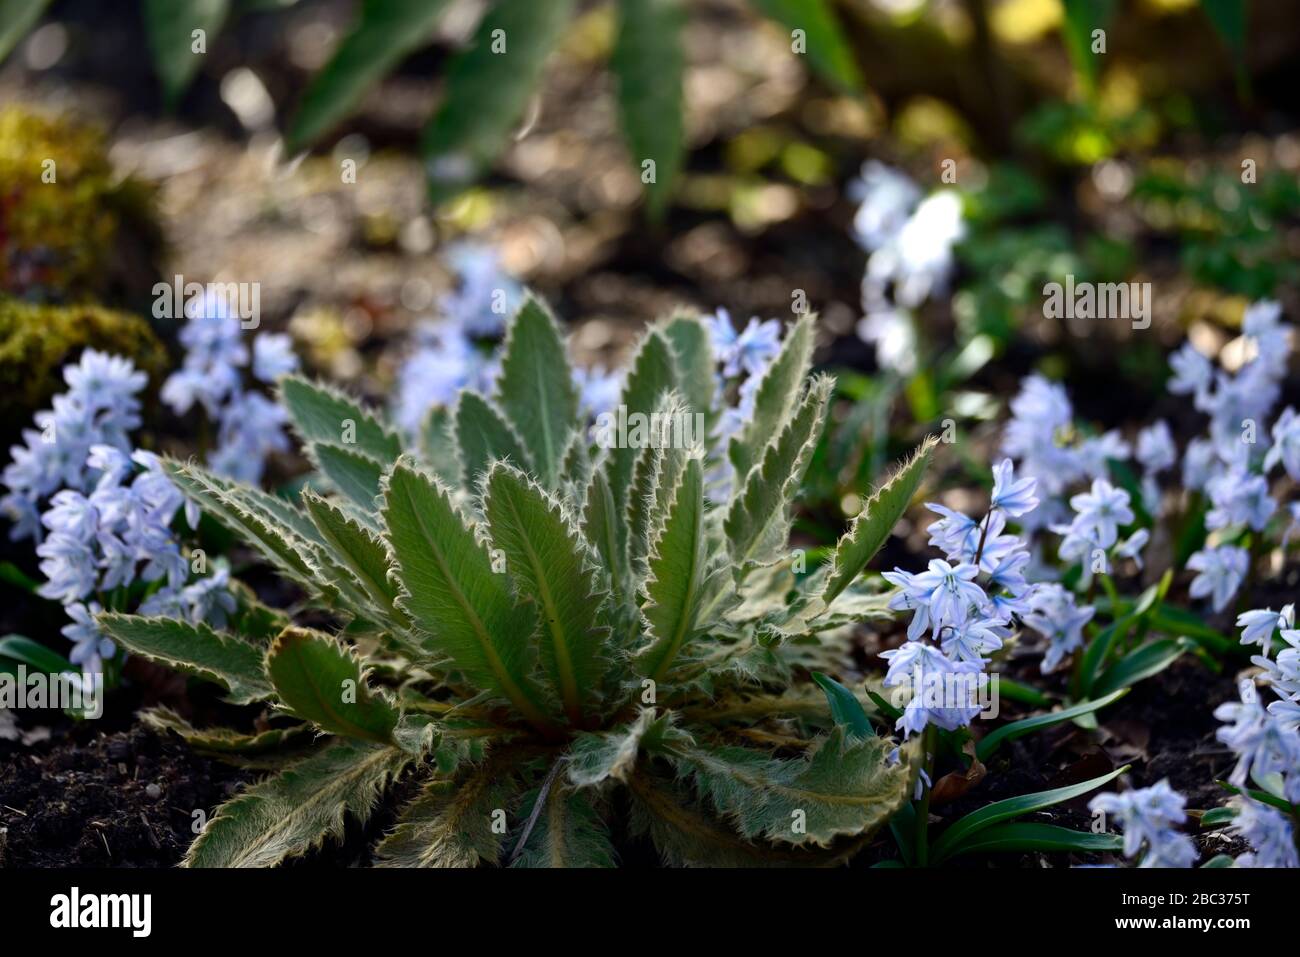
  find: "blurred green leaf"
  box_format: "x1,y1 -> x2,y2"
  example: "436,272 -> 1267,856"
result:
1092,637 -> 1193,698
143,0 -> 231,107
0,0 -> 52,64
421,0 -> 574,202
286,0 -> 451,152
0,634 -> 73,674
612,0 -> 686,219
1060,0 -> 1116,98
750,0 -> 862,94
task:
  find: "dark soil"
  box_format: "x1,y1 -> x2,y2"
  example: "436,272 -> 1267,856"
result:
0,722 -> 250,867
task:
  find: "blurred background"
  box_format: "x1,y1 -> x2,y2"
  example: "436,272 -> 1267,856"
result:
2,0 -> 1300,518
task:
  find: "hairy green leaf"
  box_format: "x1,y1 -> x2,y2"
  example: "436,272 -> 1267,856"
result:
187,738 -> 411,867
511,783 -> 617,868
482,463 -> 606,722
494,297 -> 578,487
98,613 -> 272,705
140,706 -> 313,757
638,456 -> 710,681
280,376 -> 402,464
670,728 -> 911,847
376,755 -> 516,867
310,442 -> 385,514
728,314 -> 815,482
455,390 -> 532,485
266,627 -> 399,744
567,708 -> 684,787
725,374 -> 833,569
381,459 -> 551,727
818,436 -> 936,608
301,490 -> 400,618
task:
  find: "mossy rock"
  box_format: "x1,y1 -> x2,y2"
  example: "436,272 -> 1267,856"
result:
0,106 -> 163,307
0,297 -> 168,439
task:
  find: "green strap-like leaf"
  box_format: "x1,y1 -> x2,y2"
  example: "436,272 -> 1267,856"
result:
750,0 -> 863,93
638,456 -> 708,681
0,633 -> 73,674
510,783 -> 617,868
187,737 -> 411,867
975,689 -> 1128,763
420,0 -> 575,200
381,459 -> 551,727
725,374 -> 833,569
667,728 -> 912,847
143,0 -> 229,107
455,390 -> 533,486
940,821 -> 1123,858
285,0 -> 452,151
817,435 -> 936,608
728,314 -> 816,482
376,755 -> 517,867
931,765 -> 1129,863
265,627 -> 399,744
482,463 -> 606,723
0,0 -> 52,65
97,613 -> 272,705
280,376 -> 402,464
612,0 -> 686,218
1092,638 -> 1193,698
811,672 -> 874,739
494,297 -> 579,488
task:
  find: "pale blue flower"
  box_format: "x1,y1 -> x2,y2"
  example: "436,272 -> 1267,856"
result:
990,457 -> 1039,518
62,600 -> 114,670
1237,606 -> 1294,657
1206,468 -> 1275,531
252,333 -> 299,383
1187,545 -> 1249,612
1264,406 -> 1300,480
1230,798 -> 1299,868
1167,342 -> 1214,399
1089,781 -> 1196,868
1067,478 -> 1134,550
1136,420 -> 1176,474
1023,583 -> 1094,673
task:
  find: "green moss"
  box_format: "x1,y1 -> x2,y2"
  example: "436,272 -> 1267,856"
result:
0,107 -> 163,305
0,297 -> 168,426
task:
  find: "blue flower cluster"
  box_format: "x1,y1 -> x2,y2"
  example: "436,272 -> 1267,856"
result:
879,459 -> 1039,738
392,243 -> 624,436
1088,780 -> 1198,868
2,350 -> 230,675
160,290 -> 298,484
